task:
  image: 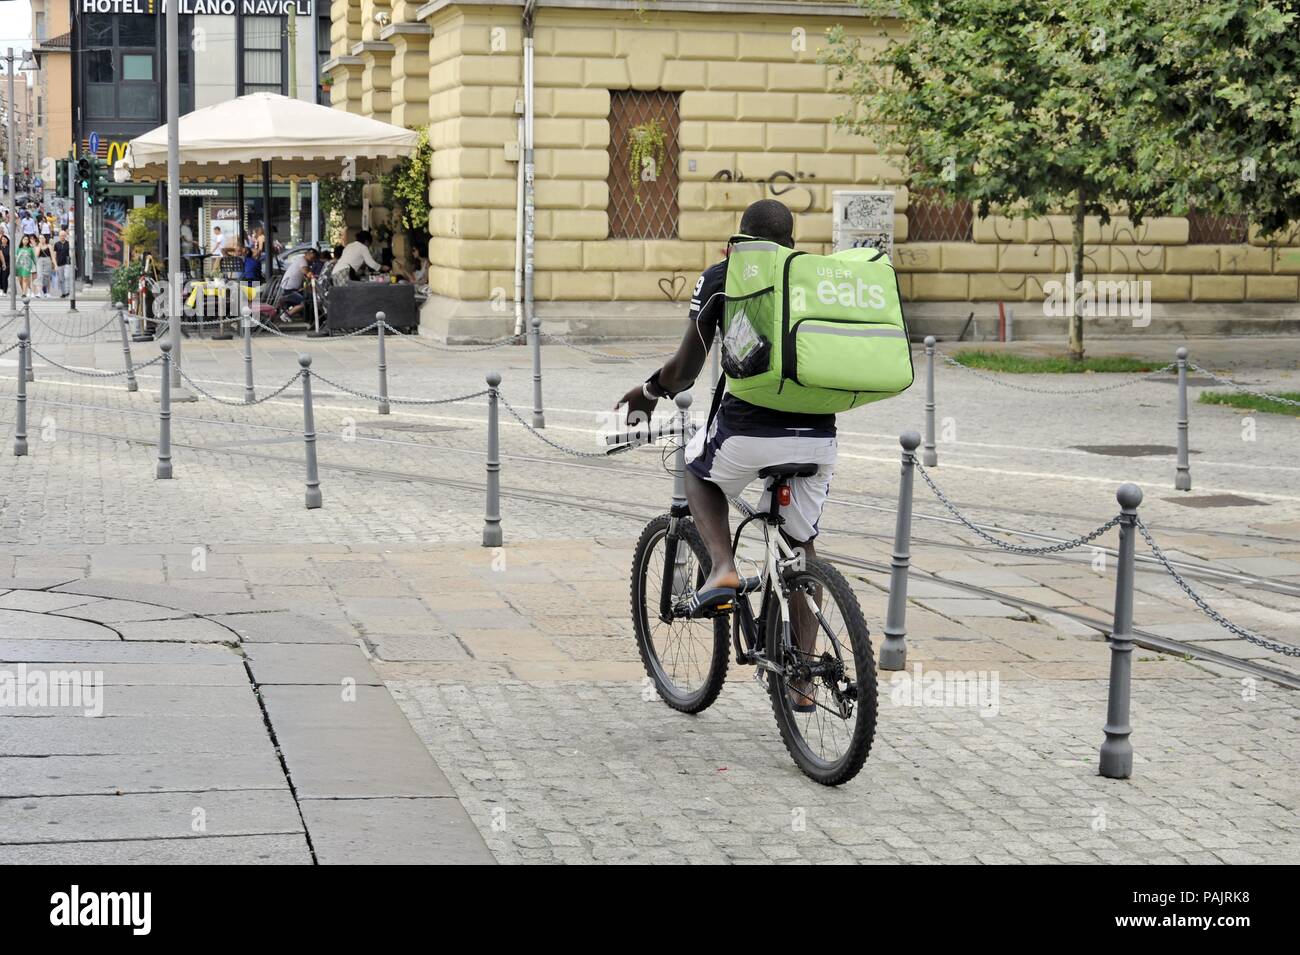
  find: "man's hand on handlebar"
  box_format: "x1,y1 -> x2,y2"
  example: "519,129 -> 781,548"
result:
615,383 -> 656,427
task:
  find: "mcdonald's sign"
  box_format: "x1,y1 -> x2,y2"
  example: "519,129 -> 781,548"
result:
79,138 -> 131,166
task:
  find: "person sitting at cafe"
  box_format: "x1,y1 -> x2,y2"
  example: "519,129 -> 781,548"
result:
278,247 -> 316,320
241,244 -> 263,283
331,229 -> 385,282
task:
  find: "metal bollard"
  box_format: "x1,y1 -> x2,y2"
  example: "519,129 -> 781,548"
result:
242,308 -> 256,404
671,391 -> 694,509
530,317 -> 545,428
21,294 -> 34,383
880,431 -> 920,670
376,311 -> 390,415
156,341 -> 173,479
1099,482 -> 1143,780
300,354 -> 322,509
482,372 -> 503,547
922,336 -> 937,466
1174,346 -> 1191,491
116,302 -> 138,393
13,330 -> 29,457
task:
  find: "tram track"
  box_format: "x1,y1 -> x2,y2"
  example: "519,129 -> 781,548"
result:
20,420 -> 1300,689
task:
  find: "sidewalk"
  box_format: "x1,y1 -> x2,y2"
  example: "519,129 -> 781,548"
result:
0,575 -> 492,864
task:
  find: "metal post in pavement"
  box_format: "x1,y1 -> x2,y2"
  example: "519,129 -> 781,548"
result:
1174,346 -> 1191,491
21,293 -> 34,382
13,330 -> 28,457
242,308 -> 256,404
671,391 -> 693,510
483,372 -> 503,547
880,431 -> 920,671
156,341 -> 173,479
116,302 -> 139,393
376,310 -> 390,415
530,317 -> 545,428
300,354 -> 322,509
1099,482 -> 1143,780
922,336 -> 937,466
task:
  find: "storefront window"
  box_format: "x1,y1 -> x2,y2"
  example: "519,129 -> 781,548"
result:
122,54 -> 154,82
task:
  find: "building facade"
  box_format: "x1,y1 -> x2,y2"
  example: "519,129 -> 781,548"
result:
30,0 -> 74,179
324,0 -> 1300,340
64,0 -> 331,270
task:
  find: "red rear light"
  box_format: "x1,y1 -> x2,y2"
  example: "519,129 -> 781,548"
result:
778,485 -> 792,507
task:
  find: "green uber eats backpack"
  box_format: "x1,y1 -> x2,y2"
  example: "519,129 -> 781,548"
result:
718,235 -> 914,415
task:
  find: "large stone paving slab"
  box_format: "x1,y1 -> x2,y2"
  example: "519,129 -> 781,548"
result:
0,834 -> 312,864
0,609 -> 118,641
0,751 -> 287,798
300,796 -> 494,865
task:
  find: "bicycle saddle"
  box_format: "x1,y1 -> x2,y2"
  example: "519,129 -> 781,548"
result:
758,463 -> 818,480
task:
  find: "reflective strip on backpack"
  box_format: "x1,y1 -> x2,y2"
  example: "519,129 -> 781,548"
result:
796,326 -> 907,339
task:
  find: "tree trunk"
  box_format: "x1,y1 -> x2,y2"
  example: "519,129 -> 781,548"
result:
1068,189 -> 1086,361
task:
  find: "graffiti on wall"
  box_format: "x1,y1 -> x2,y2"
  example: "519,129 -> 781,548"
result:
102,198 -> 129,270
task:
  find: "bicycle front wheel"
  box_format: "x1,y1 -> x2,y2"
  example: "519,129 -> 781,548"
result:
630,514 -> 729,713
765,557 -> 877,785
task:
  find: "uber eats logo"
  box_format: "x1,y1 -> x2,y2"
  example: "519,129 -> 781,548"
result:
791,267 -> 888,313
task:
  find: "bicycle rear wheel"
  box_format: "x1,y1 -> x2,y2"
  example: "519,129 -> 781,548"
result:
765,557 -> 876,785
630,514 -> 729,713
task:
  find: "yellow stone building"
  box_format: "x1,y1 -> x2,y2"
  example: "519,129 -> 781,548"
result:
324,0 -> 1300,341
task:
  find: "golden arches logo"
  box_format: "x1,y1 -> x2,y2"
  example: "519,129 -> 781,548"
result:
105,141 -> 129,166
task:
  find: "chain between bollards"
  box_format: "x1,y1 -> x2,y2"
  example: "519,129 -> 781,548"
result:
116,302 -> 138,393
530,317 -> 545,428
376,310 -> 390,415
156,341 -> 173,479
483,372 -> 503,547
670,391 -> 693,509
922,336 -> 937,467
1174,346 -> 1191,491
881,431 -> 920,670
243,308 -> 256,404
21,294 -> 34,383
301,354 -> 322,509
1099,482 -> 1143,780
13,330 -> 28,457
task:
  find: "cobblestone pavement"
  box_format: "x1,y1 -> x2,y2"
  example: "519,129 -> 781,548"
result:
1,309 -> 1297,863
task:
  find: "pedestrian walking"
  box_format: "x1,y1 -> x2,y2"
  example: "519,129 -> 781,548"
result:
0,233 -> 9,296
35,236 -> 54,298
14,235 -> 36,297
53,230 -> 72,298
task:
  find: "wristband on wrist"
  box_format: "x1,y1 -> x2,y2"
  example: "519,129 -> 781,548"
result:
644,369 -> 676,400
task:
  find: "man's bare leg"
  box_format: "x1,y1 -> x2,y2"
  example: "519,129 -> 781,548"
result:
786,537 -> 821,709
685,471 -> 740,592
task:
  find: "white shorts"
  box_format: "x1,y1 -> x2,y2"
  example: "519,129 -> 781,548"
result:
685,410 -> 837,542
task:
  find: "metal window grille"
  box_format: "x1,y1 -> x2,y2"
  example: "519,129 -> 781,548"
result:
607,90 -> 680,240
907,187 -> 973,242
1187,212 -> 1248,245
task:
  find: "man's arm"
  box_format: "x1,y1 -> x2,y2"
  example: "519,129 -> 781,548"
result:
615,264 -> 723,423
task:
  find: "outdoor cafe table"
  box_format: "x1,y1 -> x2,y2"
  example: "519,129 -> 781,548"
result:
185,279 -> 258,336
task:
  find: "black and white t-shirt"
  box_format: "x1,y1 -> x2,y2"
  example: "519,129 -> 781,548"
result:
688,260 -> 836,436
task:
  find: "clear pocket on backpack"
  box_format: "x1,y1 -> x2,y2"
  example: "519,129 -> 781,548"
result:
720,295 -> 772,379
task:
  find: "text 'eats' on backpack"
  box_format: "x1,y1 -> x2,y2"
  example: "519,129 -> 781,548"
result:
719,234 -> 914,415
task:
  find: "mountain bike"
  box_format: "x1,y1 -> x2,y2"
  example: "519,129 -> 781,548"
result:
630,460 -> 877,786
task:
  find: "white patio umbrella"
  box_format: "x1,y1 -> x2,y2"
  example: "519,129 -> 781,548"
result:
126,92 -> 419,284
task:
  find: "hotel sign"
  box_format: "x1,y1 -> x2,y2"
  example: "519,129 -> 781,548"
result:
81,1 -> 314,14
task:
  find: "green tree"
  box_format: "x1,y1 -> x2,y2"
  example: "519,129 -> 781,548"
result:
824,0 -> 1198,359
1151,1 -> 1300,238
380,126 -> 433,232
121,203 -> 167,262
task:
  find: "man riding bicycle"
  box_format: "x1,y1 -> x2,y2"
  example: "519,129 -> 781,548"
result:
617,200 -> 836,708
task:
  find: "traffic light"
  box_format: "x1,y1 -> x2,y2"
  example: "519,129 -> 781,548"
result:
55,159 -> 69,199
91,158 -> 109,206
76,155 -> 93,202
